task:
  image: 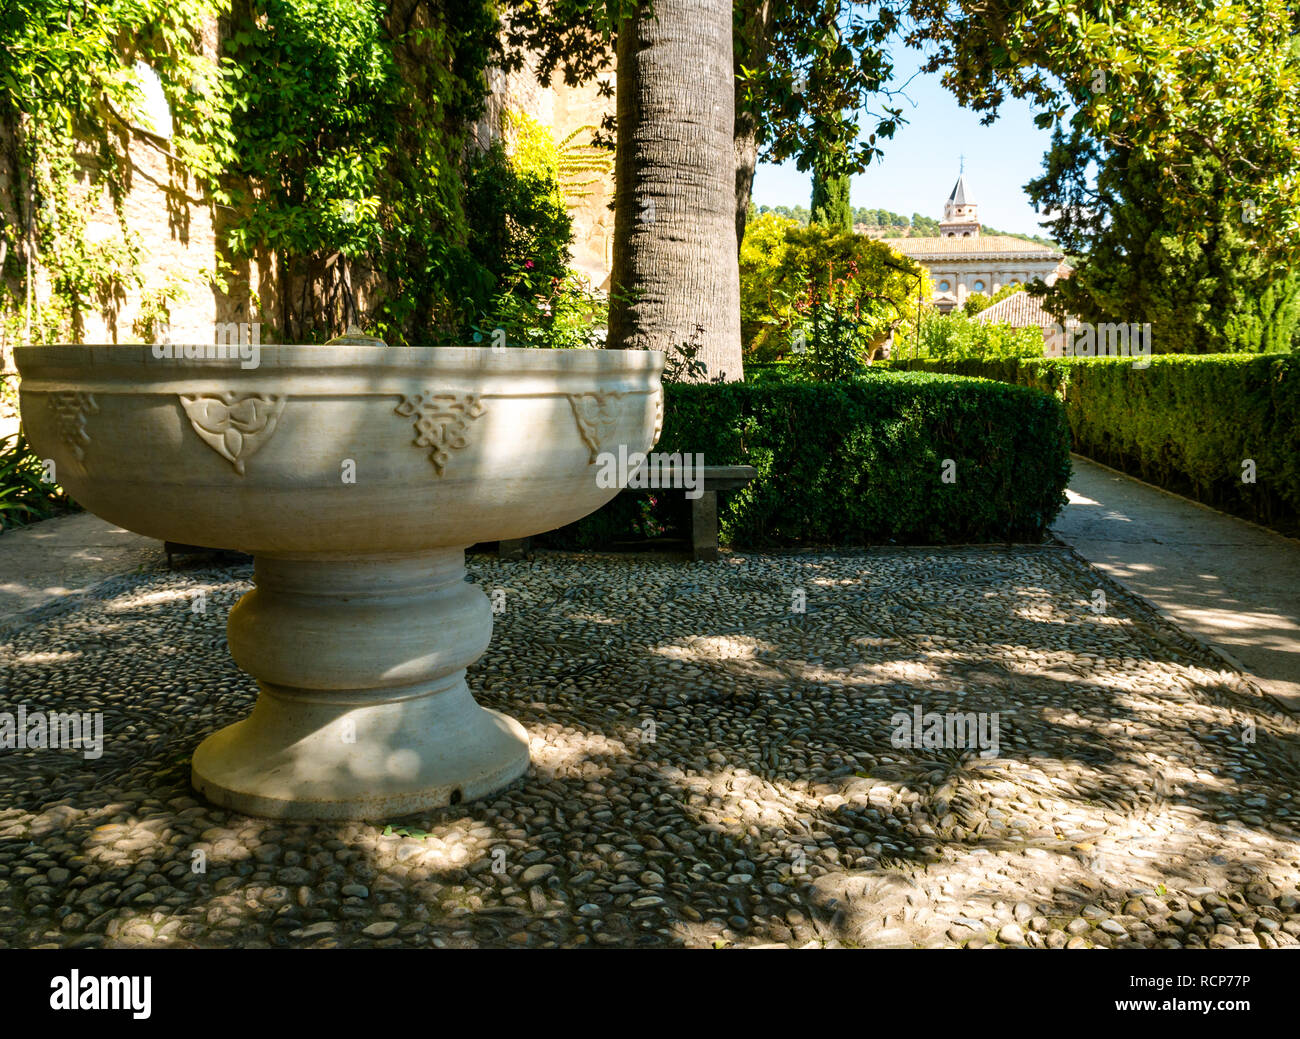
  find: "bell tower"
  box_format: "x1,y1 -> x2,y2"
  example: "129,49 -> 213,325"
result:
940,169 -> 980,237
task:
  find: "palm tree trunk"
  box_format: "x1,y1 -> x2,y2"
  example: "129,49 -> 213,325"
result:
609,0 -> 743,381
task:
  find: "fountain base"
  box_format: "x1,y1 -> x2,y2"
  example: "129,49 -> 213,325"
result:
190,550 -> 530,819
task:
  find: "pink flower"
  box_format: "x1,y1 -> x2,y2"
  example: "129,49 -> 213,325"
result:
524,260 -> 534,269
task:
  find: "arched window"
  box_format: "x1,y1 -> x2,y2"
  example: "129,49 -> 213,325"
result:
129,61 -> 173,139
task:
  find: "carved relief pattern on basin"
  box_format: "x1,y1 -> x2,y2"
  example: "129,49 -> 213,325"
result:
567,391 -> 626,463
179,392 -> 287,475
395,392 -> 486,475
48,391 -> 99,462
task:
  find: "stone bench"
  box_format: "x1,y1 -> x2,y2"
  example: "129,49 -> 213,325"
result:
499,464 -> 757,562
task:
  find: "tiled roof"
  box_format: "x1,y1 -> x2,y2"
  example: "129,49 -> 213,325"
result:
971,290 -> 1072,329
881,234 -> 1062,260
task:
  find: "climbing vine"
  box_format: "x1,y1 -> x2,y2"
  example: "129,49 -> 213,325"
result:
219,0 -> 500,342
0,0 -> 232,347
1,0 -> 510,348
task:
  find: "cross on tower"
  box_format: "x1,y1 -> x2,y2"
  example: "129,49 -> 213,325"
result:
959,153 -> 965,174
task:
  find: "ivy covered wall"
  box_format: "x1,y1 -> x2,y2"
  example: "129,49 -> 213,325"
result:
0,0 -> 514,353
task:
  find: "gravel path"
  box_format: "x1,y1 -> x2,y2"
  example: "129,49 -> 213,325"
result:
1,547 -> 1297,949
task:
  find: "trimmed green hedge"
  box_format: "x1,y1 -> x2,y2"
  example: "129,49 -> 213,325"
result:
883,354 -> 1300,533
550,371 -> 1072,547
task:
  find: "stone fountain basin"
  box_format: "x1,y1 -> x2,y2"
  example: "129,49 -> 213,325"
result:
14,343 -> 664,819
16,344 -> 664,552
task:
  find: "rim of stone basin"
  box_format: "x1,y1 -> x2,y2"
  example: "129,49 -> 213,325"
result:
15,343 -> 665,374
15,345 -> 665,399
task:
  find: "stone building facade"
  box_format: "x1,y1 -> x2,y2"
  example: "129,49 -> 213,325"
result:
939,174 -> 980,237
883,175 -> 1067,312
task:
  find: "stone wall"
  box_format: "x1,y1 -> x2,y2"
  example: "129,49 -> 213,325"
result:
550,72 -> 616,288
478,57 -> 616,289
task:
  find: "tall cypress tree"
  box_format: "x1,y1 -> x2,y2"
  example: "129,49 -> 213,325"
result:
811,161 -> 852,232
1029,128 -> 1300,353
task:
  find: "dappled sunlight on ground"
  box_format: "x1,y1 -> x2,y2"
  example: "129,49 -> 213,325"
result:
0,547 -> 1297,948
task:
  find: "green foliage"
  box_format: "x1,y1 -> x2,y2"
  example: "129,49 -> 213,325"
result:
810,165 -> 851,231
1028,133 -> 1300,354
1,0 -> 506,345
763,206 -> 946,238
0,431 -> 75,531
222,0 -> 398,257
470,271 -> 608,350
506,111 -> 611,202
759,204 -> 811,225
739,212 -> 926,362
504,1 -> 905,198
741,361 -> 799,385
851,207 -> 910,229
461,119 -> 606,350
883,354 -> 1300,534
503,111 -> 566,196
847,208 -> 942,237
131,273 -> 191,343
555,372 -> 1072,546
736,3 -> 902,180
494,0 -> 634,105
464,140 -> 571,318
909,0 -> 1300,260
910,213 -> 940,236
892,310 -> 1046,362
0,0 -> 229,343
221,0 -> 501,343
662,325 -> 728,384
792,296 -> 869,383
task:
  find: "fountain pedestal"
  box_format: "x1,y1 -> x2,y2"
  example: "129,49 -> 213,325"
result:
192,550 -> 528,819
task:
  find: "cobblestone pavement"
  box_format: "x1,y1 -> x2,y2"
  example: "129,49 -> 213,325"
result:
1,547 -> 1298,949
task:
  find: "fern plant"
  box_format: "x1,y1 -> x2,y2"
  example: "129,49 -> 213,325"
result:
0,431 -> 75,531
555,125 -> 613,200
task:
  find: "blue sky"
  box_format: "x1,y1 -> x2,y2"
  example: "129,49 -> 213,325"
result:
751,49 -> 1058,237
